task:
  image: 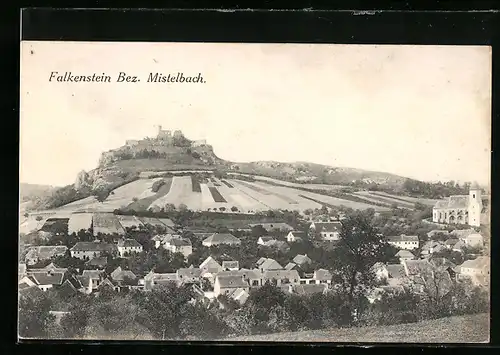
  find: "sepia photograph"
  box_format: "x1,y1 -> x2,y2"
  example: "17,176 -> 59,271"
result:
18,41 -> 491,343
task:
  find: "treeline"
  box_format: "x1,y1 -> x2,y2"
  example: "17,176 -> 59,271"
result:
19,277 -> 488,340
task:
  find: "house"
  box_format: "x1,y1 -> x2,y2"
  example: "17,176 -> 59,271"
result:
285,262 -> 297,270
309,221 -> 342,241
70,242 -> 117,260
213,275 -> 250,297
222,260 -> 239,271
227,288 -> 250,305
151,234 -> 175,249
75,275 -> 93,294
288,283 -> 329,296
85,256 -> 108,269
463,233 -> 484,248
395,250 -> 415,263
432,185 -> 483,227
82,269 -> 104,290
450,228 -> 477,239
367,285 -> 405,303
28,270 -> 66,291
293,254 -> 312,266
313,269 -> 332,284
420,241 -> 445,257
97,277 -> 121,293
57,279 -> 80,298
143,271 -> 178,291
286,231 -> 306,243
117,238 -> 143,257
24,246 -> 68,265
257,236 -> 276,246
217,269 -> 263,287
372,262 -> 389,281
27,262 -> 68,274
164,238 -> 193,258
199,256 -> 224,275
202,233 -> 241,247
427,230 -> 449,239
263,270 -> 300,286
386,235 -> 419,250
177,267 -> 202,285
458,256 -> 489,286
444,238 -> 460,250
256,258 -> 283,273
110,266 -> 137,286
402,259 -> 453,297
247,222 -> 294,232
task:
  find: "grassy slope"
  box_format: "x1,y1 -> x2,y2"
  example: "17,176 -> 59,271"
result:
225,313 -> 489,343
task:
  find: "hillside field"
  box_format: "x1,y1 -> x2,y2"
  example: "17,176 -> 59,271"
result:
51,175 -> 391,214
225,313 -> 489,343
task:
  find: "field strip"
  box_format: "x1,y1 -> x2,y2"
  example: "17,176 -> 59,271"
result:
355,191 -> 415,208
208,186 -> 227,203
230,180 -> 273,210
68,213 -> 93,234
347,193 -> 394,207
93,212 -> 125,235
117,215 -> 143,229
201,183 -> 216,204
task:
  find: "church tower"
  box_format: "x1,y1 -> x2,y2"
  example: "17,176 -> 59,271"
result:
468,183 -> 483,227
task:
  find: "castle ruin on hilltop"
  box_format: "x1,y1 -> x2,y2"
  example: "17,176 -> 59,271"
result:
125,125 -> 207,148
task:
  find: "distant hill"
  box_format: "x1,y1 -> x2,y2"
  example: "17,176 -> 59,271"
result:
20,183 -> 56,202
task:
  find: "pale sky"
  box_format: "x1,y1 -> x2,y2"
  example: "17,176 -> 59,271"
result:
20,42 -> 491,187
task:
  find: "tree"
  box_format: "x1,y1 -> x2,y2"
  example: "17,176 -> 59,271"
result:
35,215 -> 43,221
24,212 -> 29,218
231,206 -> 238,212
332,211 -> 394,317
178,203 -> 188,212
18,290 -> 56,338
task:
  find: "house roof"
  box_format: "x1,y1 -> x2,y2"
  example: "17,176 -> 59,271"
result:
285,262 -> 297,270
429,257 -> 456,269
263,269 -> 300,281
314,269 -> 332,281
85,256 -> 108,267
465,233 -> 484,240
216,275 -> 249,288
117,238 -> 142,248
71,242 -> 116,252
25,246 -> 68,260
76,275 -> 91,288
387,235 -> 419,243
444,238 -> 460,246
200,256 -> 223,270
258,258 -> 283,271
30,271 -> 65,286
288,231 -> 306,238
386,264 -> 406,279
395,250 -> 415,258
434,195 -> 469,209
169,238 -> 192,247
177,268 -> 202,278
203,233 -> 241,244
217,269 -> 262,279
144,271 -> 177,282
427,230 -> 449,237
460,256 -> 489,270
222,260 -> 239,269
259,236 -> 275,243
111,266 -> 136,281
293,254 -> 312,265
311,222 -> 342,233
451,229 -> 476,238
403,259 -> 435,277
82,270 -> 103,280
248,222 -> 294,231
58,279 -> 78,297
291,283 -> 328,295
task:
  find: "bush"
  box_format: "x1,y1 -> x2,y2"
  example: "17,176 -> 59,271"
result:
151,179 -> 166,193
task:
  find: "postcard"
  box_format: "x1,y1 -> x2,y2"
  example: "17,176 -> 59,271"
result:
19,41 -> 491,342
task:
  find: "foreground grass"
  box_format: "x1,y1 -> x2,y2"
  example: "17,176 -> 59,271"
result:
225,313 -> 489,343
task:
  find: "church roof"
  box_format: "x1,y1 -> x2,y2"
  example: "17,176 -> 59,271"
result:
434,195 -> 469,209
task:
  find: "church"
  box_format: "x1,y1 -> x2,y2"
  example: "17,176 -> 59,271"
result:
432,185 -> 483,227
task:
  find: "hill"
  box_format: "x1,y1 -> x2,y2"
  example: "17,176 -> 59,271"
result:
24,129 -> 419,212
20,183 -> 56,202
225,313 -> 489,343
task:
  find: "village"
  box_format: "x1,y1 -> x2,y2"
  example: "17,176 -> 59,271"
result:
18,180 -> 490,339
